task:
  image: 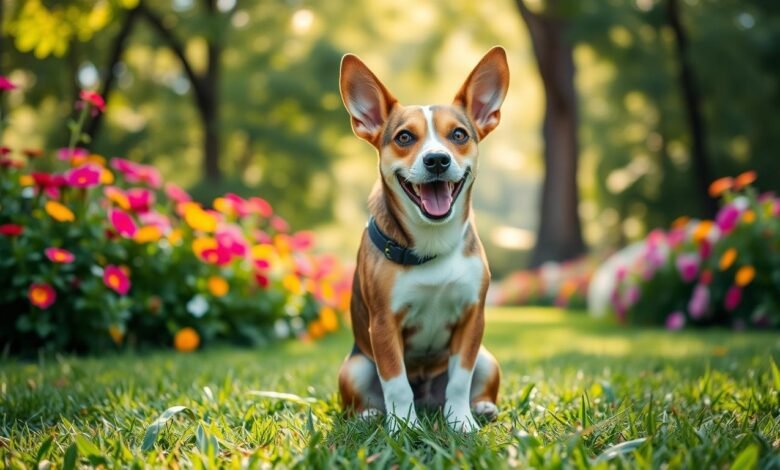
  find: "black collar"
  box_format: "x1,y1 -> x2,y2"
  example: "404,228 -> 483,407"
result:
367,217 -> 436,266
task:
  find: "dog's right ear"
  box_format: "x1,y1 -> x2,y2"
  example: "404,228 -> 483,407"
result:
339,54 -> 398,146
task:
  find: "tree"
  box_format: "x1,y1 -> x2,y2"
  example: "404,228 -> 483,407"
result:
515,0 -> 586,266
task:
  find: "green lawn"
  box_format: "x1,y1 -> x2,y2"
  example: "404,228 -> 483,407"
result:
2,307 -> 779,469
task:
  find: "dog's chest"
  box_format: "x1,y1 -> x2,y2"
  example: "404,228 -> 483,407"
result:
390,250 -> 484,357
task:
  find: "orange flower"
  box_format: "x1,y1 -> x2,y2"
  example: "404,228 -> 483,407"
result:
742,210 -> 756,224
719,248 -> 737,271
207,276 -> 229,297
708,177 -> 733,197
320,306 -> 339,332
192,237 -> 217,258
44,201 -> 75,222
734,170 -> 757,190
735,266 -> 755,287
104,187 -> 130,210
28,282 -> 56,309
183,203 -> 217,232
174,327 -> 200,352
100,169 -> 114,185
19,175 -> 34,187
671,216 -> 690,229
134,225 -> 162,244
308,320 -> 325,339
692,221 -> 714,244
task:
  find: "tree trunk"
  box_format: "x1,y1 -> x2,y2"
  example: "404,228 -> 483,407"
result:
516,0 -> 586,266
666,0 -> 716,217
85,7 -> 140,141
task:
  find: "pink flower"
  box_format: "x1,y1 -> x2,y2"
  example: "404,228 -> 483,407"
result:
110,158 -> 162,188
103,265 -> 131,295
248,197 -> 273,217
724,285 -> 742,311
290,231 -> 315,251
253,229 -> 273,244
687,284 -> 709,319
28,282 -> 56,309
66,164 -> 102,188
665,311 -> 686,330
138,211 -> 170,233
622,284 -> 641,307
127,187 -> 155,213
698,240 -> 712,259
667,228 -> 686,248
675,253 -> 700,283
57,147 -> 88,161
165,183 -> 191,203
216,225 -> 248,257
715,204 -> 741,234
109,209 -> 137,238
45,247 -> 75,264
0,76 -> 16,91
271,216 -> 289,233
79,90 -> 106,113
199,246 -> 232,266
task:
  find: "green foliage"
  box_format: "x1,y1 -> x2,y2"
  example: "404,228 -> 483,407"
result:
1,308 -> 779,468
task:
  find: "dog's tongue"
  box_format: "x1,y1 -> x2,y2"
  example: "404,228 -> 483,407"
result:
419,181 -> 452,217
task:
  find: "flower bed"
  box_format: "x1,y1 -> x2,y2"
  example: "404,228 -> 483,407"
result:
0,81 -> 351,354
609,172 -> 780,329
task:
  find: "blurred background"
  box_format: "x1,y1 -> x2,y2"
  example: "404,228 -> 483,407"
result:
2,0 -> 779,279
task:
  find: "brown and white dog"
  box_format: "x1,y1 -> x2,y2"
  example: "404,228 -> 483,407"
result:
337,47 -> 509,432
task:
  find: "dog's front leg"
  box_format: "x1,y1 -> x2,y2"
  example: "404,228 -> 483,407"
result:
445,303 -> 485,432
369,312 -> 420,432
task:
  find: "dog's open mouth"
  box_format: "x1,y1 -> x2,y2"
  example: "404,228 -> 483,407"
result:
396,170 -> 470,220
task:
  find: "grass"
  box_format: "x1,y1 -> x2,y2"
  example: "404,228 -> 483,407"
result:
2,307 -> 780,469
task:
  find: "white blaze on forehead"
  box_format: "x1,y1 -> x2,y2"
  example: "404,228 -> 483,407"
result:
420,106 -> 449,155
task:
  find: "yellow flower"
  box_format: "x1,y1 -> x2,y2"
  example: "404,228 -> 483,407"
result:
134,225 -> 162,244
308,320 -> 325,339
207,276 -> 229,297
19,175 -> 34,187
183,203 -> 217,232
106,189 -> 130,210
174,327 -> 200,352
692,220 -> 714,244
108,325 -> 124,345
44,201 -> 75,222
320,306 -> 339,332
742,210 -> 756,224
735,266 -> 755,287
274,235 -> 291,256
251,244 -> 275,263
168,228 -> 183,246
213,197 -> 235,216
192,237 -> 217,257
719,248 -> 737,271
320,282 -> 335,303
283,274 -> 302,295
100,169 -> 114,185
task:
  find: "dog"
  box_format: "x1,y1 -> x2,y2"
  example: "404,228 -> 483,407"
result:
337,47 -> 509,432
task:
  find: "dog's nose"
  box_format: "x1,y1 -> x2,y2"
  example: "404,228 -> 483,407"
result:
423,153 -> 451,174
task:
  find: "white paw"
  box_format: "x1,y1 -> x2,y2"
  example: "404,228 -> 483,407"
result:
359,408 -> 382,420
445,404 -> 480,432
385,411 -> 421,434
472,401 -> 499,421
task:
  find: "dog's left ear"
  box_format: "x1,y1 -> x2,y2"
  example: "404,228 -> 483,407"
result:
453,46 -> 510,140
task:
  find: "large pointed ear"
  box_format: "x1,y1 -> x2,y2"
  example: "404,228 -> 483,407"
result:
339,54 -> 398,146
453,46 -> 509,139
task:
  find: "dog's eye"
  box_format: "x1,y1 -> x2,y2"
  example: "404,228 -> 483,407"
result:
450,128 -> 469,144
394,130 -> 416,147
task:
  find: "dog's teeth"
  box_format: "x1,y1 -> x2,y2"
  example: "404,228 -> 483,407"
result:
413,184 -> 421,195
448,182 -> 454,191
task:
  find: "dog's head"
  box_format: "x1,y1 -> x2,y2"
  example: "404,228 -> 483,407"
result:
339,47 -> 509,225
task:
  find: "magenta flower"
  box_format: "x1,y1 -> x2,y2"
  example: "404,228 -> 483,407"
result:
0,76 -> 16,91
715,204 -> 741,234
248,197 -> 273,217
109,208 -> 137,238
675,253 -> 700,283
667,228 -> 685,248
127,187 -> 155,213
687,284 -> 709,319
45,247 -> 75,264
724,285 -> 742,311
290,231 -> 315,251
138,211 -> 170,233
79,90 -> 106,113
165,183 -> 191,204
110,158 -> 162,188
665,311 -> 686,330
622,284 -> 641,308
216,225 -> 248,257
66,164 -> 102,188
57,147 -> 88,161
103,265 -> 131,295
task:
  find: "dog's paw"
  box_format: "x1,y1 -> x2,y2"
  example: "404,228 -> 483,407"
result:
472,401 -> 499,422
359,408 -> 383,420
445,404 -> 480,432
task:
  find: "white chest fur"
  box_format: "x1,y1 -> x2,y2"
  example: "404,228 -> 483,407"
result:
390,246 -> 484,357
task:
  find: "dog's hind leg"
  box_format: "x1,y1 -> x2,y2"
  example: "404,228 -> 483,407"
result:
338,349 -> 384,417
469,346 -> 500,421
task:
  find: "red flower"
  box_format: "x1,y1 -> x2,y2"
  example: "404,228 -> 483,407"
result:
127,187 -> 155,212
45,247 -> 75,264
103,265 -> 131,295
66,164 -> 102,188
0,224 -> 24,236
0,76 -> 16,91
254,273 -> 270,288
199,246 -> 232,266
109,208 -> 138,238
0,146 -> 10,155
80,90 -> 106,113
28,282 -> 56,309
